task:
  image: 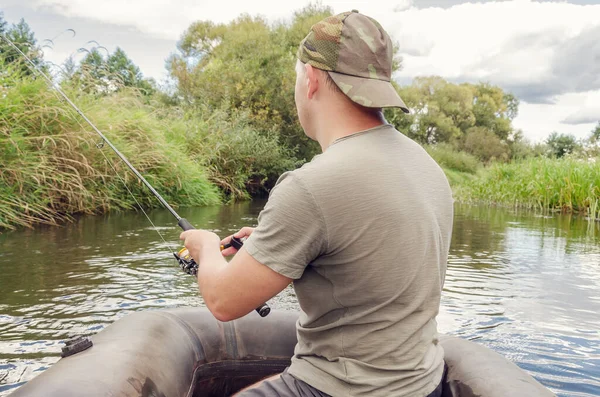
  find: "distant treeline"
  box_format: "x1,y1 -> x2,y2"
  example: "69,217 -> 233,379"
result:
1,6 -> 599,229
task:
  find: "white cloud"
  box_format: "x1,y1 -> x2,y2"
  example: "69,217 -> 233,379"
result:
514,91 -> 599,142
31,0 -> 322,40
562,109 -> 600,125
561,91 -> 600,125
384,1 -> 600,97
15,0 -> 600,140
393,0 -> 414,13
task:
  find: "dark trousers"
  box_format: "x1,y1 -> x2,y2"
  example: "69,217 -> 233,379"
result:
236,367 -> 445,397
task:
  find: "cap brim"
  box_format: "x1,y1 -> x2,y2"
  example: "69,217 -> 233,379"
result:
328,71 -> 409,114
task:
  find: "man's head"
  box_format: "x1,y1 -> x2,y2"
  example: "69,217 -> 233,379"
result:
294,10 -> 408,140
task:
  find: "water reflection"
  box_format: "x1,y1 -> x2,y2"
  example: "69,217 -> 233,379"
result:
439,205 -> 600,396
0,203 -> 599,396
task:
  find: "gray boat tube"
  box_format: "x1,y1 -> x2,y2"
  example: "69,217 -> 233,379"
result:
10,308 -> 555,397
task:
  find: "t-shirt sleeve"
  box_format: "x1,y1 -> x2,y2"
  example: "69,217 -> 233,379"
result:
243,171 -> 328,279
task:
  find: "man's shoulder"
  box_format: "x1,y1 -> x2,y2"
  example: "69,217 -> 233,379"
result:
282,153 -> 341,192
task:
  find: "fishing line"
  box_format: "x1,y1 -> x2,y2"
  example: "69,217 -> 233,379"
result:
0,32 -> 175,255
71,115 -> 176,254
1,32 -> 271,317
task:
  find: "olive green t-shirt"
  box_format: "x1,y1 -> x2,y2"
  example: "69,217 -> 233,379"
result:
244,124 -> 453,397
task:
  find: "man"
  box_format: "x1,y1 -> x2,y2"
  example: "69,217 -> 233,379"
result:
180,10 -> 453,397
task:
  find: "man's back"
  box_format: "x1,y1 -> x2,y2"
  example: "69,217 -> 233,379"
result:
245,124 -> 453,396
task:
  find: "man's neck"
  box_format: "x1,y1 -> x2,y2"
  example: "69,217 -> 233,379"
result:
316,111 -> 386,152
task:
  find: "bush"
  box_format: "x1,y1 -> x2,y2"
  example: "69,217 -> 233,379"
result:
456,157 -> 600,219
0,72 -> 221,230
172,105 -> 301,201
425,143 -> 481,174
463,127 -> 510,163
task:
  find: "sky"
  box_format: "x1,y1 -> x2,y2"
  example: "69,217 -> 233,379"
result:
1,0 -> 599,142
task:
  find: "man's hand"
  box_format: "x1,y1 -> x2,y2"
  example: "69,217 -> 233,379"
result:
178,226 -> 291,322
180,229 -> 221,261
221,227 -> 255,256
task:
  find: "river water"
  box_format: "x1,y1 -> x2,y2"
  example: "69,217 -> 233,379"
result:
0,202 -> 598,396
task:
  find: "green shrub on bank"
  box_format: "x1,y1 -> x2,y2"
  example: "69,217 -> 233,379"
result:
456,157 -> 600,219
425,143 -> 481,174
165,105 -> 301,201
0,74 -> 221,230
0,64 -> 300,230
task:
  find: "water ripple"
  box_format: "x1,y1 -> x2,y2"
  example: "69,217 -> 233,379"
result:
1,204 -> 599,397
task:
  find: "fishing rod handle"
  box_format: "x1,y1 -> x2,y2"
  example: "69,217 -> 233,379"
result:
178,218 -> 195,231
219,235 -> 269,317
222,236 -> 244,250
177,218 -> 270,317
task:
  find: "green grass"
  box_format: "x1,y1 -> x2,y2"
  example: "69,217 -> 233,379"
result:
165,105 -> 301,201
3,66 -> 598,230
0,74 -> 221,230
0,66 -> 298,230
454,157 -> 600,220
441,167 -> 477,186
426,143 -> 480,175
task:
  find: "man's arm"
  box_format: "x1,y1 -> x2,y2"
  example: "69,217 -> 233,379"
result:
181,229 -> 292,322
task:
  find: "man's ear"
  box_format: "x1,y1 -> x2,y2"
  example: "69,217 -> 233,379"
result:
305,63 -> 319,100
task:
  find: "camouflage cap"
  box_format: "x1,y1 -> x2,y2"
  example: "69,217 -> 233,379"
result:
297,10 -> 409,113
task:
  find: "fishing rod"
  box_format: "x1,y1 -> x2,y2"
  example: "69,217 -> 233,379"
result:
0,33 -> 270,318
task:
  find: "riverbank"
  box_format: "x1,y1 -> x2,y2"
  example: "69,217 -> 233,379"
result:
2,73 -> 599,231
0,74 -> 296,230
421,144 -> 600,221
446,157 -> 600,221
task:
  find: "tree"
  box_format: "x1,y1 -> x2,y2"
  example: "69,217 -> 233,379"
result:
107,47 -> 153,93
0,18 -> 43,72
468,83 -> 517,140
74,48 -> 109,92
73,47 -> 154,95
386,77 -> 474,144
463,127 -> 510,163
168,4 -> 333,160
591,122 -> 600,143
80,48 -> 107,79
546,132 -> 579,158
506,129 -> 534,160
385,77 -> 518,150
0,12 -> 7,35
62,55 -> 77,79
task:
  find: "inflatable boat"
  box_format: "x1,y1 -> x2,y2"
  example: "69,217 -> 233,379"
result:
10,308 -> 555,397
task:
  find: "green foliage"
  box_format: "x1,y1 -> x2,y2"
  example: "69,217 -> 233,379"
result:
504,130 -> 535,160
469,83 -> 516,140
456,157 -> 600,220
591,122 -> 600,143
74,47 -> 155,95
0,16 -> 43,75
78,48 -> 106,81
440,167 -> 477,187
385,77 -> 518,155
425,143 -> 480,174
463,126 -> 510,163
173,107 -> 300,200
546,132 -> 580,158
4,5 -> 600,231
0,70 -> 220,230
0,12 -> 7,34
107,48 -> 154,94
168,4 -> 332,160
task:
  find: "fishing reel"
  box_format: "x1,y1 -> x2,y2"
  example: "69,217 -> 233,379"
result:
174,248 -> 198,276
174,235 -> 270,317
1,32 -> 272,320
174,236 -> 245,276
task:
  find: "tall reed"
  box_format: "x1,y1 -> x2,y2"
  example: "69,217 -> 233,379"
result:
456,157 -> 600,220
0,71 -> 221,230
